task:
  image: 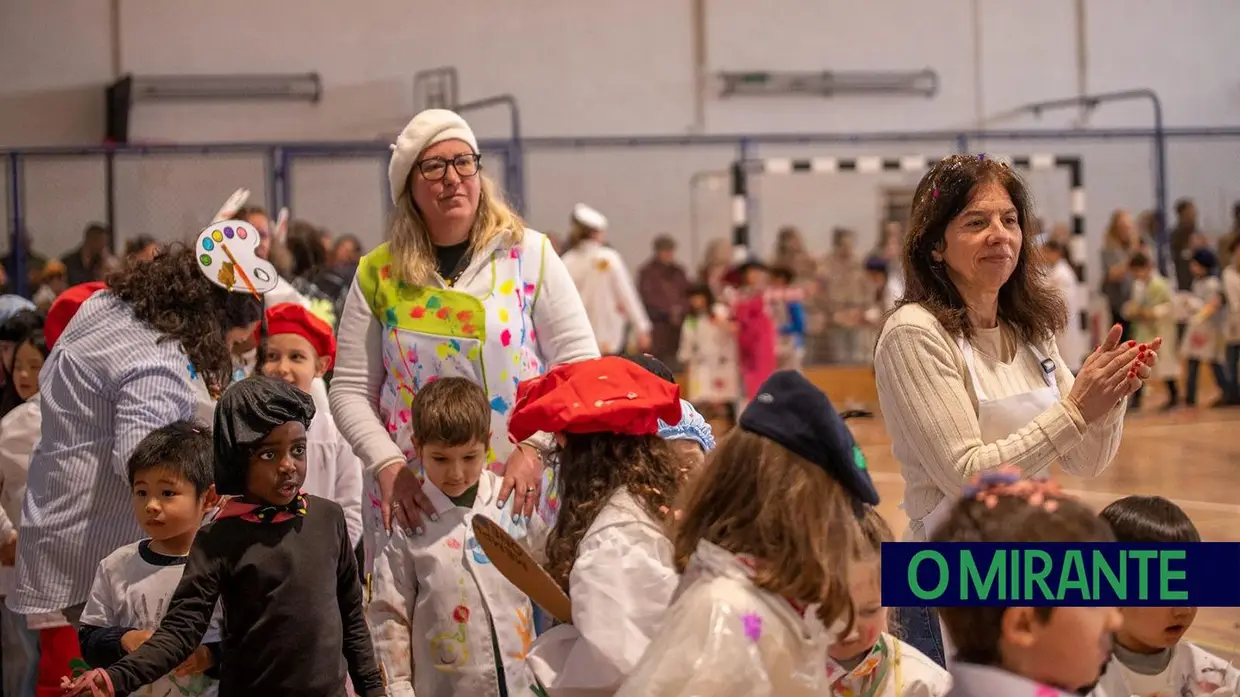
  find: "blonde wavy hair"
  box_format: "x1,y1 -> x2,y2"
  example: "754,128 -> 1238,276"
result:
389,172 -> 524,286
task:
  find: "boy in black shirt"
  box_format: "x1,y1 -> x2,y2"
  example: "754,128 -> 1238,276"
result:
63,376 -> 386,697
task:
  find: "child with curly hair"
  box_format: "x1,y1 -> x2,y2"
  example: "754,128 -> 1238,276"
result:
12,245 -> 262,689
507,356 -> 684,695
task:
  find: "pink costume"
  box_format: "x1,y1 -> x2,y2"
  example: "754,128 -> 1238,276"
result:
732,291 -> 777,399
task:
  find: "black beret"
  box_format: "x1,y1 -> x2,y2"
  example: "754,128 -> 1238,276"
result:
738,370 -> 880,514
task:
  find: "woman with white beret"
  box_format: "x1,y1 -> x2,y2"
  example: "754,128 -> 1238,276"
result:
329,109 -> 598,565
560,203 -> 652,354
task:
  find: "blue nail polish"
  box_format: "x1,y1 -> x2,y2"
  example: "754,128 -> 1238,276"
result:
415,526 -> 425,536
497,498 -> 506,510
430,513 -> 440,523
513,512 -> 521,523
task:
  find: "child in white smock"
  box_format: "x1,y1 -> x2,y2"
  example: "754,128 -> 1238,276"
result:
367,377 -> 549,697
508,356 -> 685,695
1090,496 -> 1240,697
259,302 -> 363,548
827,507 -> 950,697
617,370 -> 884,697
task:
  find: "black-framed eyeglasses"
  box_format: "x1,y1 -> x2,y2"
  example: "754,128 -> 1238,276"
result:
416,153 -> 482,181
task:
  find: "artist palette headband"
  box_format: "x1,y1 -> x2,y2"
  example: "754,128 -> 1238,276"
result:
196,220 -> 279,298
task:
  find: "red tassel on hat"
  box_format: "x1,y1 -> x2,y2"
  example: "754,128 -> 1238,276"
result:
509,356 -> 682,442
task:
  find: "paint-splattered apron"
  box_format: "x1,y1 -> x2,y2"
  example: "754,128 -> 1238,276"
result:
356,241 -> 549,575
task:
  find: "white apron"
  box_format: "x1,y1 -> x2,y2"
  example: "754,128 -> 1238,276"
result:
919,336 -> 1061,666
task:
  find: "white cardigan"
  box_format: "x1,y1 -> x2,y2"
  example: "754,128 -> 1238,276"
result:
329,228 -> 598,475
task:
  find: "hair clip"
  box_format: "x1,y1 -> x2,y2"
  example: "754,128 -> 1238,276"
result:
961,466 -> 1063,512
931,185 -> 939,199
978,153 -> 987,160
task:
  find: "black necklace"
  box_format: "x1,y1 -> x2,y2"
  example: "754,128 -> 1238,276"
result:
444,251 -> 472,288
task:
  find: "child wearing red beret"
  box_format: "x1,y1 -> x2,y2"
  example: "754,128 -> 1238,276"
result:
259,303 -> 363,550
511,356 -> 685,696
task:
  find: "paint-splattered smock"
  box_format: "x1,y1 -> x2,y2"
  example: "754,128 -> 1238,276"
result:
329,229 -> 597,569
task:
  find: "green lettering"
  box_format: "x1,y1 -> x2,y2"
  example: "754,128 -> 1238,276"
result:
1057,550 -> 1091,601
1009,547 -> 1019,600
961,550 -> 1004,600
1092,549 -> 1126,600
908,551 -> 949,600
1129,550 -> 1158,600
1158,550 -> 1187,601
1023,550 -> 1054,600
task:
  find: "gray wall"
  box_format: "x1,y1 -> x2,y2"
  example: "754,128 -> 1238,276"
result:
3,0 -> 1239,284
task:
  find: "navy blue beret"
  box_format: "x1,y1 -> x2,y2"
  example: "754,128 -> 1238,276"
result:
738,370 -> 880,513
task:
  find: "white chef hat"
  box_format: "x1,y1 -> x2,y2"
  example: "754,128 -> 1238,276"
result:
572,203 -> 608,231
388,109 -> 479,205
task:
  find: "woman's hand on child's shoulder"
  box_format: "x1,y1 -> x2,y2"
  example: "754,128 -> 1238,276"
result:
120,629 -> 152,653
0,531 -> 16,565
172,646 -> 215,677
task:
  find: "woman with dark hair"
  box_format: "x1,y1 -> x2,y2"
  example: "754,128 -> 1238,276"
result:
9,245 -> 262,636
872,155 -> 1162,667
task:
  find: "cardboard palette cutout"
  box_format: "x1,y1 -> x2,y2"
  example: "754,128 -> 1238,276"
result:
472,516 -> 572,624
196,220 -> 279,296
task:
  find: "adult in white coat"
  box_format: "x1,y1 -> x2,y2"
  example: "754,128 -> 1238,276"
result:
1042,240 -> 1085,372
872,155 -> 1161,667
560,204 -> 652,355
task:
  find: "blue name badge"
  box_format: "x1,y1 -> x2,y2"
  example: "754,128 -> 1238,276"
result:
881,543 -> 1240,607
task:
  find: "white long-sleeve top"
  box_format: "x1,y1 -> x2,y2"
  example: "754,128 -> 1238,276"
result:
303,409 -> 363,548
1047,259 -> 1086,372
329,229 -> 598,477
0,398 -> 39,595
561,240 -> 652,355
527,488 -> 678,696
875,304 -> 1125,541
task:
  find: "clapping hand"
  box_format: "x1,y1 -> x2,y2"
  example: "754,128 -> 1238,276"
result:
1067,324 -> 1162,423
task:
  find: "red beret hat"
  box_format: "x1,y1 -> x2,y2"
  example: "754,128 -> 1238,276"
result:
263,303 -> 337,371
45,282 -> 107,350
508,356 -> 682,442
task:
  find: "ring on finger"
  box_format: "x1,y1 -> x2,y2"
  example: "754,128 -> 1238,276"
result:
525,485 -> 536,493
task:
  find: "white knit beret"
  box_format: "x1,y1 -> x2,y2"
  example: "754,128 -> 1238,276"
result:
572,203 -> 608,231
388,109 -> 479,205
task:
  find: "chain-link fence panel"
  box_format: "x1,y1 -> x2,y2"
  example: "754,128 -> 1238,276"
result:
114,152 -> 269,251
21,156 -> 108,260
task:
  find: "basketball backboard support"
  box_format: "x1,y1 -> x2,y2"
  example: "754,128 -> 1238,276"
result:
413,67 -> 459,111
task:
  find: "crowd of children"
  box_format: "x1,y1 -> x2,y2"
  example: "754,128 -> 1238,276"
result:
49,348 -> 1232,696
0,228 -> 1232,696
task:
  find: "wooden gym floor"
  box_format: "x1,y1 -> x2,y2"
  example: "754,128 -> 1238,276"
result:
848,407 -> 1240,662
699,365 -> 1239,660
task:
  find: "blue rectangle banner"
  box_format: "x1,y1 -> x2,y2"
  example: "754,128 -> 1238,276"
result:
880,543 -> 1240,607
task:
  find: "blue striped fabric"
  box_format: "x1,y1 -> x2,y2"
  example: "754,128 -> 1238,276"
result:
7,292 -> 214,615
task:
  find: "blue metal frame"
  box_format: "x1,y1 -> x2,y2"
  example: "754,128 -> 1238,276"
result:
4,125 -> 1240,299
